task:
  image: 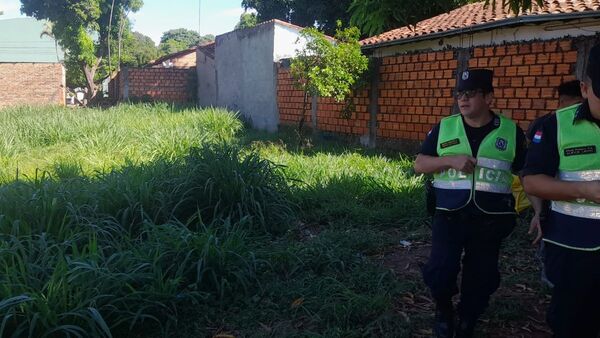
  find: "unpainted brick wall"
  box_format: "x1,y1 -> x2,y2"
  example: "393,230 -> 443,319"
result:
0,63 -> 65,108
277,65 -> 370,134
469,40 -> 577,132
277,37 -> 587,143
277,66 -> 311,125
317,91 -> 370,135
118,68 -> 197,102
378,50 -> 456,140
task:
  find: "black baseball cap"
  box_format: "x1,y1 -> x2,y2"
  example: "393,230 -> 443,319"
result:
587,44 -> 600,98
457,69 -> 494,93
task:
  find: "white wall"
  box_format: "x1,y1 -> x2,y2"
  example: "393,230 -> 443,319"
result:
371,18 -> 600,57
197,49 -> 217,107
273,24 -> 307,61
214,21 -> 304,132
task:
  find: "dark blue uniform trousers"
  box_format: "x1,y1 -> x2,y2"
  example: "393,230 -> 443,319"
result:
422,210 -> 515,319
545,242 -> 600,338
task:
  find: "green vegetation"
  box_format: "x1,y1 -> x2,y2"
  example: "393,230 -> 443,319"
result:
235,12 -> 258,30
158,29 -> 214,56
0,104 -> 241,181
243,0 -> 542,37
290,24 -> 369,132
0,105 -> 547,337
20,0 -> 144,98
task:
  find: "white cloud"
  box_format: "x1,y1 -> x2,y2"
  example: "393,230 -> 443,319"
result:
0,0 -> 24,17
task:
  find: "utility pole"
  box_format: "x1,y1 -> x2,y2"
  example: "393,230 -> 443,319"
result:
198,0 -> 202,37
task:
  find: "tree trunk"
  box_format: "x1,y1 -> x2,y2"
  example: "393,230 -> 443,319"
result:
108,0 -> 116,73
298,90 -> 308,133
296,88 -> 309,148
118,12 -> 127,69
81,58 -> 102,102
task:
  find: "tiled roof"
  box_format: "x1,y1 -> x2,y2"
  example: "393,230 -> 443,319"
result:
197,41 -> 215,59
147,47 -> 197,67
361,0 -> 600,48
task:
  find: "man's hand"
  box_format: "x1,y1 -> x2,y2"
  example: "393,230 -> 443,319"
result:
580,181 -> 600,204
447,155 -> 477,173
528,213 -> 543,245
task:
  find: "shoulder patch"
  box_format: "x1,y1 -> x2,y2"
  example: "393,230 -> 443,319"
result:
495,137 -> 508,151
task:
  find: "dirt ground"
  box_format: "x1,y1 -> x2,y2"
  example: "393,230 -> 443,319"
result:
379,242 -> 552,338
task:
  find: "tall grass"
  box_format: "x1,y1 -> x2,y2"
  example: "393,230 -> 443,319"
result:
0,104 -> 296,336
0,103 -> 242,181
0,144 -> 295,336
0,104 -> 428,337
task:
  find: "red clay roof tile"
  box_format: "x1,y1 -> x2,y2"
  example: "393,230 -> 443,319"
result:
360,0 -> 600,47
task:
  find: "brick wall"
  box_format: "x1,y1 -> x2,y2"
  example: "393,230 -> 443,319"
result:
277,65 -> 370,134
378,50 -> 456,140
114,68 -> 197,103
317,91 -> 370,135
0,63 -> 65,109
277,36 -> 594,145
277,66 -> 311,125
469,40 -> 577,131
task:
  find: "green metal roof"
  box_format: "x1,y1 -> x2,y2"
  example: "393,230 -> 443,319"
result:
0,17 -> 64,63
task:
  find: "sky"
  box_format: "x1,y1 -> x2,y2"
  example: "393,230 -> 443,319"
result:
0,0 -> 249,45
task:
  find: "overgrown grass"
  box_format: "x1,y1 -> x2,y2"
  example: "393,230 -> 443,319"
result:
0,105 -> 542,337
0,103 -> 242,181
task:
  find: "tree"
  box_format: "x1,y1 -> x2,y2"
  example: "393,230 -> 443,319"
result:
199,34 -> 215,45
243,0 -> 546,37
65,31 -> 157,88
485,0 -> 544,15
350,0 -> 468,37
121,32 -> 159,67
158,28 -> 214,55
20,0 -> 143,100
235,12 -> 258,30
242,0 -> 353,36
290,22 -> 369,134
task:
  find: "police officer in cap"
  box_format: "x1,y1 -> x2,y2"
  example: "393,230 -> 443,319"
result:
415,69 -> 532,337
522,43 -> 600,338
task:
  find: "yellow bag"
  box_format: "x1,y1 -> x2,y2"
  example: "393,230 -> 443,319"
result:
512,175 -> 531,214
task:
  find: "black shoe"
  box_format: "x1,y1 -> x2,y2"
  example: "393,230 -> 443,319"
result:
433,304 -> 455,338
454,317 -> 476,338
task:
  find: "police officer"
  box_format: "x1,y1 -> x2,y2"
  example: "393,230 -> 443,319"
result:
522,43 -> 600,338
526,79 -> 584,142
414,69 -> 529,337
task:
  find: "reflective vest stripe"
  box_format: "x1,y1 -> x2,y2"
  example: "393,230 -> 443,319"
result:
474,181 -> 512,194
552,201 -> 600,219
558,170 -> 600,181
434,178 -> 511,193
433,180 -> 471,189
477,157 -> 512,171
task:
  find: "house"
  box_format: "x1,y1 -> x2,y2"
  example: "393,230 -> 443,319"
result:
147,47 -> 197,69
200,19 -> 309,132
0,17 -> 66,108
277,0 -> 600,148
